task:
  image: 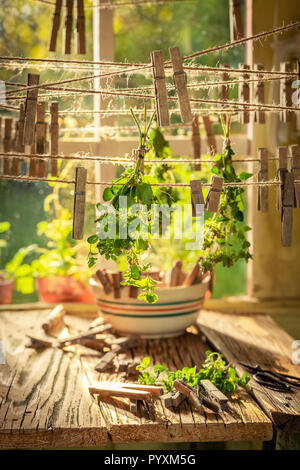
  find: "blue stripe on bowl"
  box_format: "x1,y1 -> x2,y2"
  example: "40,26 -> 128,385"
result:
97,297 -> 204,307
99,308 -> 200,318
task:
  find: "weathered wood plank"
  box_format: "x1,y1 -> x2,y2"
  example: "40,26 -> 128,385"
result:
197,311 -> 300,433
0,309 -> 273,448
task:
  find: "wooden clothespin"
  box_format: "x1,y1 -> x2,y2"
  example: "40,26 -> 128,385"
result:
50,101 -> 59,177
281,171 -> 294,247
2,118 -> 12,175
72,166 -> 87,240
190,179 -> 205,217
229,0 -> 244,42
239,64 -> 250,124
290,145 -> 300,208
49,0 -> 63,52
36,102 -> 48,178
3,118 -> 13,175
129,285 -> 139,298
169,46 -> 192,123
257,148 -> 269,212
173,380 -> 220,414
200,380 -> 229,410
276,146 -> 288,210
169,260 -> 186,287
76,0 -> 86,55
11,122 -> 23,176
254,64 -> 265,124
205,176 -> 223,212
28,143 -> 38,177
280,62 -> 294,122
108,271 -> 121,299
65,0 -> 74,55
151,50 -> 170,127
24,73 -> 40,146
192,115 -> 201,170
162,390 -> 185,409
202,115 -> 217,156
182,258 -> 201,287
95,269 -> 113,295
219,64 -> 230,103
16,102 -> 25,153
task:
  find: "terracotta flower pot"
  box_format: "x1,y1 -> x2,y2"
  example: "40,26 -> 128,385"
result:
36,276 -> 95,303
0,275 -> 14,305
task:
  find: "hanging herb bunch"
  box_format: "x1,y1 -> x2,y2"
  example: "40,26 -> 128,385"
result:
200,116 -> 253,272
87,107 -> 175,304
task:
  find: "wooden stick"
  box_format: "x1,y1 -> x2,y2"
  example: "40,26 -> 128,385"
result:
76,0 -> 86,55
277,146 -> 288,210
2,118 -> 12,175
24,74 -> 40,146
239,64 -> 250,124
50,101 -> 59,177
42,304 -> 65,335
89,385 -> 152,402
257,148 -> 269,212
190,179 -> 205,217
72,166 -> 87,240
205,176 -> 223,212
49,0 -> 63,52
151,50 -> 170,127
202,115 -> 217,155
200,379 -> 229,410
281,171 -> 294,247
169,46 -> 192,123
192,115 -> 201,170
280,62 -> 294,122
64,0 -> 74,55
254,64 -> 265,124
290,145 -> 300,208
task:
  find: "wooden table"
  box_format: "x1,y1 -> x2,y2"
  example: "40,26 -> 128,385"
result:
0,306 -> 277,449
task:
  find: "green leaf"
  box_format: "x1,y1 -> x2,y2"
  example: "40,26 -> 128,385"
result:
103,187 -> 113,201
136,183 -> 153,205
239,172 -> 253,181
0,222 -> 10,234
130,264 -> 140,279
87,235 -> 98,244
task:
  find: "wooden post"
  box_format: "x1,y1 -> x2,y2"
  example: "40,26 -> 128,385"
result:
257,148 -> 269,212
49,0 -> 63,52
50,101 -> 59,176
76,0 -> 86,54
24,73 -> 40,146
239,64 -> 250,124
72,166 -> 87,240
65,0 -> 74,55
169,46 -> 192,123
151,50 -> 170,127
254,64 -> 265,124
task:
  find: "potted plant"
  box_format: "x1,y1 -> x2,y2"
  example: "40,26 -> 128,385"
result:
88,113 -> 252,337
0,221 -> 36,304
